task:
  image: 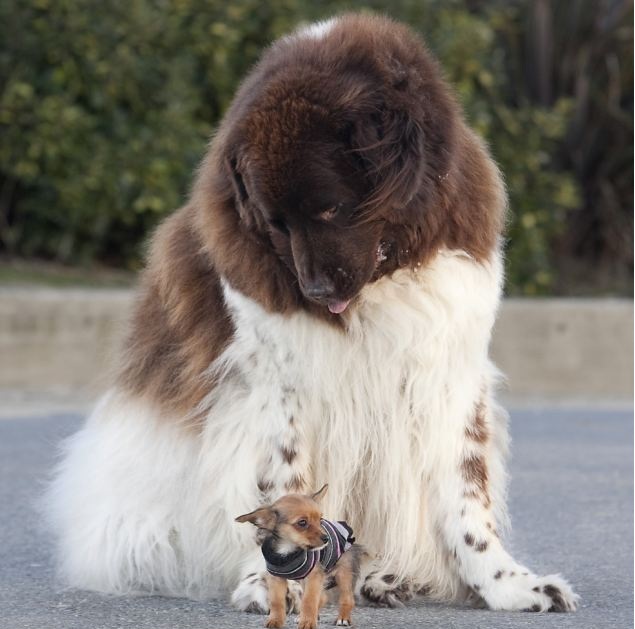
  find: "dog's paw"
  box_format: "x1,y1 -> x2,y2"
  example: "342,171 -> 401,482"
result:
265,617 -> 285,628
529,576 -> 579,612
482,572 -> 578,612
231,572 -> 269,614
360,572 -> 413,608
297,616 -> 318,629
335,618 -> 351,626
285,579 -> 303,614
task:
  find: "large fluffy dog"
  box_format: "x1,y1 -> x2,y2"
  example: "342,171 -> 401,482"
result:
46,14 -> 578,613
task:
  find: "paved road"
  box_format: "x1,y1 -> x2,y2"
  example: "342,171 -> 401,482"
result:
0,408 -> 632,629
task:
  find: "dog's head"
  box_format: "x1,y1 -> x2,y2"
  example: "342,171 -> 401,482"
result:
217,30 -> 458,314
206,16 -> 464,315
235,485 -> 329,551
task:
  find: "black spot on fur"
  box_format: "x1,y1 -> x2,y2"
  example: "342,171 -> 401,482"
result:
543,584 -> 568,612
360,580 -> 412,608
416,584 -> 431,596
245,600 -> 267,614
464,533 -> 475,546
285,473 -> 305,491
257,478 -> 273,493
360,584 -> 387,607
279,445 -> 296,464
494,570 -> 503,580
485,521 -> 498,536
475,540 -> 488,552
523,604 -> 542,612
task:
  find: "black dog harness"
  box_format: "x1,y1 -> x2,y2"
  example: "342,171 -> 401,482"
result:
262,519 -> 354,580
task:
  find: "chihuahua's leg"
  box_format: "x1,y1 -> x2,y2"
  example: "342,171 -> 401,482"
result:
298,569 -> 325,629
319,590 -> 328,613
435,393 -> 578,611
265,574 -> 288,628
334,556 -> 355,626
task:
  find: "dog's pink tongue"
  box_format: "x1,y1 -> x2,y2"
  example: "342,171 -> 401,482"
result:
328,300 -> 350,315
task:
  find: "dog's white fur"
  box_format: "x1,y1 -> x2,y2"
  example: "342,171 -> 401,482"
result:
297,18 -> 337,40
45,244 -> 577,611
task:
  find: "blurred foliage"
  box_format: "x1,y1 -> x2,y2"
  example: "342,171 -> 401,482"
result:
0,0 -> 631,293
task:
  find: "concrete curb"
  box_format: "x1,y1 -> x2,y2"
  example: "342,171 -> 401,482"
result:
491,298 -> 633,402
0,288 -> 632,414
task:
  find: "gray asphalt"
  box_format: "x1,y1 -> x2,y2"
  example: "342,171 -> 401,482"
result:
0,408 -> 632,629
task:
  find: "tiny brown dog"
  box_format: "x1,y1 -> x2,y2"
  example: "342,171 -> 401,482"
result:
235,485 -> 361,628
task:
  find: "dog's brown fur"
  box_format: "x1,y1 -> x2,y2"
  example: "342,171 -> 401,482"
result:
118,14 -> 506,420
118,206 -> 234,420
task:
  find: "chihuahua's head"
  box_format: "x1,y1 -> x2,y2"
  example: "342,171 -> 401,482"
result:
235,485 -> 329,553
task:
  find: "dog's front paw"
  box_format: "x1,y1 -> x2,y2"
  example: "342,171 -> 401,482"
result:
335,617 -> 351,626
231,572 -> 269,614
265,616 -> 285,628
529,576 -> 578,612
297,616 -> 318,629
482,572 -> 578,612
360,572 -> 413,608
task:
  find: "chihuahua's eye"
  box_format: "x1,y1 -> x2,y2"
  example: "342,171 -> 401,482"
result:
295,519 -> 308,529
269,218 -> 289,235
317,203 -> 344,222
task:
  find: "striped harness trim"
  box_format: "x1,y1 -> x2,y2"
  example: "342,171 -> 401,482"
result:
262,519 -> 354,580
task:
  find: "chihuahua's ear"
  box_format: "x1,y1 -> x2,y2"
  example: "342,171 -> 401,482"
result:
311,484 -> 328,503
235,506 -> 276,530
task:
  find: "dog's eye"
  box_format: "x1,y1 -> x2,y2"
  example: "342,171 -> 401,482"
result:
317,203 -> 344,222
295,519 -> 308,529
269,218 -> 290,235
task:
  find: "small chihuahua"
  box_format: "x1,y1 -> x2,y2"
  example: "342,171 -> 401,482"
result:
235,485 -> 361,629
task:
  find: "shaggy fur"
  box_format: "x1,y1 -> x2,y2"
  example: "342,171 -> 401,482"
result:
45,14 -> 578,613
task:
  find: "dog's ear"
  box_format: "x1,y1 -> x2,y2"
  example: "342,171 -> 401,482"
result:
224,155 -> 267,231
225,156 -> 251,223
311,484 -> 328,503
235,506 -> 276,530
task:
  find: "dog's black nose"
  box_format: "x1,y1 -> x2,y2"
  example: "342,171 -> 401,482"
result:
302,276 -> 336,301
321,534 -> 329,544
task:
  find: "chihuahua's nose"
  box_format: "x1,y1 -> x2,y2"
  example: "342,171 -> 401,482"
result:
321,534 -> 329,544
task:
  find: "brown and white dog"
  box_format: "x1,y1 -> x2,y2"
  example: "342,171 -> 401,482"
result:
45,14 -> 578,613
